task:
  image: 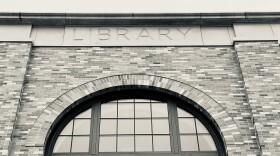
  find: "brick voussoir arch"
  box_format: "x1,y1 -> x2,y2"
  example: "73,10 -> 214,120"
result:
26,74 -> 242,153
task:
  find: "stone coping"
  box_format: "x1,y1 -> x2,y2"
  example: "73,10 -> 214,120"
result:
1,12 -> 280,26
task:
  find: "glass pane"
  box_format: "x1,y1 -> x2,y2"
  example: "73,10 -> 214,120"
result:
101,103 -> 117,118
71,136 -> 90,152
75,108 -> 92,118
100,119 -> 117,134
53,136 -> 71,153
73,119 -> 91,135
135,103 -> 151,118
135,99 -> 150,102
153,135 -> 171,152
60,120 -> 73,135
151,100 -> 162,103
179,118 -> 196,133
180,135 -> 199,151
177,107 -> 193,117
118,119 -> 134,134
196,119 -> 209,134
99,136 -> 116,152
135,135 -> 152,152
118,99 -> 134,103
117,135 -> 134,152
118,103 -> 134,118
152,103 -> 168,117
198,135 -> 217,151
152,119 -> 170,134
135,119 -> 152,134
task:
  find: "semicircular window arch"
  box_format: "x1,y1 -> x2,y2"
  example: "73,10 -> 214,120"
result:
50,98 -> 223,156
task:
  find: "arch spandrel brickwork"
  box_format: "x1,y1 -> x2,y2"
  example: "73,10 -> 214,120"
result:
26,74 -> 242,155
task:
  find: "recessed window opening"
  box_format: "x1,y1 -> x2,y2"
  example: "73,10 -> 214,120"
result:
47,89 -> 225,156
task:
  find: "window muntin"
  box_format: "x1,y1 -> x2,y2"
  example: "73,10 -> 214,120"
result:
53,108 -> 92,153
99,99 -> 171,152
177,107 -> 217,151
52,99 -> 218,155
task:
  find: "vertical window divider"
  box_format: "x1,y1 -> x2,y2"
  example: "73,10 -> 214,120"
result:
133,99 -> 136,152
116,100 -> 119,152
70,118 -> 75,153
168,101 -> 180,154
194,118 -> 200,151
150,100 -> 154,152
91,101 -> 100,155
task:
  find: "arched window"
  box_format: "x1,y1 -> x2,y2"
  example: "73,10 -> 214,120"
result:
46,89 -> 225,156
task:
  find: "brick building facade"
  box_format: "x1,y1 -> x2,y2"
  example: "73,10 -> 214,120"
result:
0,12 -> 280,156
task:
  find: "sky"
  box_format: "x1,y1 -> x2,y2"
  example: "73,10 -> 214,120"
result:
0,0 -> 280,13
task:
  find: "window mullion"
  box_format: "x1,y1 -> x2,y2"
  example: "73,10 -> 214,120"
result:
167,100 -> 180,154
91,101 -> 101,155
116,100 -> 119,152
150,100 -> 154,152
70,118 -> 75,153
194,119 -> 200,151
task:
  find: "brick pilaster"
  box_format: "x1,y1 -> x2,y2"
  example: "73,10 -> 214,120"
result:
235,41 -> 280,156
0,42 -> 32,155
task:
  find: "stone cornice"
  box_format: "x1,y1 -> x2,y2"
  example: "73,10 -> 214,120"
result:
0,12 -> 280,26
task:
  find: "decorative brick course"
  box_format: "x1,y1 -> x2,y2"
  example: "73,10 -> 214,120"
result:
9,46 -> 259,155
235,41 -> 280,156
0,42 -> 32,155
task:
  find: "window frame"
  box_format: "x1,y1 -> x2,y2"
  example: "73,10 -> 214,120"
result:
45,88 -> 226,156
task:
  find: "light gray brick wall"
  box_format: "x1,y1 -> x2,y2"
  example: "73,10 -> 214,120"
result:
8,46 -> 259,155
0,42 -> 32,155
235,41 -> 280,156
